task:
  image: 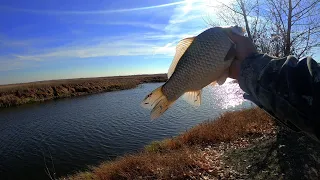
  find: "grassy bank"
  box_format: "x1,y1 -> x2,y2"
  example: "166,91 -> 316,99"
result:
0,74 -> 167,108
64,108 -> 320,180
63,108 -> 267,179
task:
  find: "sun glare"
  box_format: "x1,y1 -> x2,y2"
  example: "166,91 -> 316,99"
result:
182,0 -> 193,15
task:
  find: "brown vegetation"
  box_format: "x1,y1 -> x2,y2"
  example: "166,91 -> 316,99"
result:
145,107 -> 274,152
65,107 -> 320,179
64,108 -> 276,180
69,148 -> 196,180
0,74 -> 167,108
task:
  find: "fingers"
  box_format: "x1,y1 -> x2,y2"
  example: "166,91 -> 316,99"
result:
227,30 -> 245,43
225,28 -> 257,80
226,32 -> 257,61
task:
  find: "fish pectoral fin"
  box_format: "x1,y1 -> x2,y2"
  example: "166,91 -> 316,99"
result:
210,81 -> 217,86
217,70 -> 229,85
168,37 -> 195,78
141,86 -> 173,120
183,90 -> 202,107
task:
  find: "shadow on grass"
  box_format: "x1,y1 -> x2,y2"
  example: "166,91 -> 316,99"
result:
274,125 -> 320,180
225,121 -> 320,180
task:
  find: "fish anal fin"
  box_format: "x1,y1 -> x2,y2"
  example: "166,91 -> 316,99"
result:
168,37 -> 195,78
183,90 -> 202,107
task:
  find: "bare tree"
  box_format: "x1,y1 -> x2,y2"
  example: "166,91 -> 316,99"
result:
211,0 -> 276,55
209,0 -> 320,58
267,0 -> 320,58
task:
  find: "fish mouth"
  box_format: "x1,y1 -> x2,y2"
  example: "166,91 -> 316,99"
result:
232,25 -> 245,36
241,27 -> 246,33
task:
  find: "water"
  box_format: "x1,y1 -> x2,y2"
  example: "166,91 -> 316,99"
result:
0,82 -> 253,180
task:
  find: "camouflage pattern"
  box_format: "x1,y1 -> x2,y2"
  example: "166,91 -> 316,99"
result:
239,53 -> 320,142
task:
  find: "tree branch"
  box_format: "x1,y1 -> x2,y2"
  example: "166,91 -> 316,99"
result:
292,0 -> 319,17
298,27 -> 311,58
291,26 -> 320,45
216,2 -> 244,15
292,0 -> 303,10
268,0 -> 287,35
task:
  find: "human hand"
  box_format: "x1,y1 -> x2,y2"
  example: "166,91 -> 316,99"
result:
226,32 -> 257,80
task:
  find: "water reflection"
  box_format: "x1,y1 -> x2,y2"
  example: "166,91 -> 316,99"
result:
209,82 -> 246,109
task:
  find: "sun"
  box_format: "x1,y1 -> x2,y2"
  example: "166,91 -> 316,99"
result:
181,0 -> 193,15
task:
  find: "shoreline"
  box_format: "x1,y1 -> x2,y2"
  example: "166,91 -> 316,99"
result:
64,108 -> 320,180
0,74 -> 167,108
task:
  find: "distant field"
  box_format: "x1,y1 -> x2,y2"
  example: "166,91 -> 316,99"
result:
0,74 -> 167,108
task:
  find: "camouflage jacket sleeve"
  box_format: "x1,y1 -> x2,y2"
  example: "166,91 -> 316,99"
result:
238,53 -> 320,142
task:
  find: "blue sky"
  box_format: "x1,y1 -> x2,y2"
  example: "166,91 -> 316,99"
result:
0,0 -> 319,85
1,0 -> 220,84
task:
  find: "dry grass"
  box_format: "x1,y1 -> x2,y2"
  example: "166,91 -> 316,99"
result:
68,148 -> 197,180
0,74 -> 167,108
145,108 -> 274,152
66,108 -> 275,180
0,74 -> 167,91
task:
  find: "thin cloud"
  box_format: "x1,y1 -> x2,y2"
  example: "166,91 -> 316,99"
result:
0,1 -> 186,15
156,0 -> 212,53
164,0 -> 210,33
10,38 -> 174,61
11,27 -> 211,62
0,56 -> 38,71
1,0 -> 217,71
84,21 -> 166,31
169,14 -> 203,24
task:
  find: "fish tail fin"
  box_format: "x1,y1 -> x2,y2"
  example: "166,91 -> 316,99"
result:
183,90 -> 202,107
141,86 -> 173,120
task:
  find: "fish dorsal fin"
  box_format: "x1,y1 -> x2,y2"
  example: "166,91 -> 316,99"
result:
167,37 -> 195,78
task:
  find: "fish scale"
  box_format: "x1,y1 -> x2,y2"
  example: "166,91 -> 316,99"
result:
141,26 -> 245,119
166,28 -> 231,92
